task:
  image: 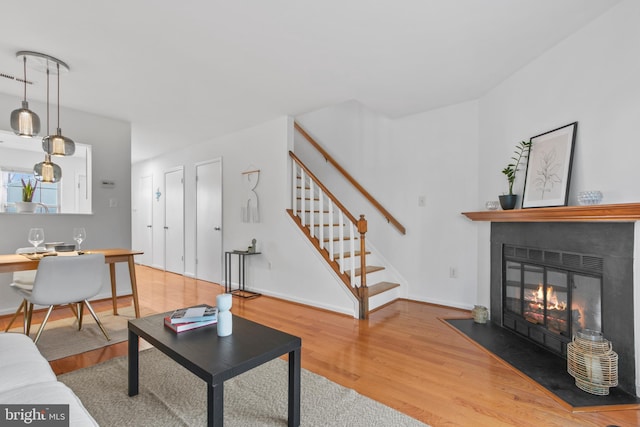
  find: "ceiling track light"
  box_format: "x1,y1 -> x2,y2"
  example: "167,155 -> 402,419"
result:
9,55 -> 41,137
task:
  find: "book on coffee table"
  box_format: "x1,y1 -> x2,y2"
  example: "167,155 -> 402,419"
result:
164,316 -> 217,333
169,304 -> 217,324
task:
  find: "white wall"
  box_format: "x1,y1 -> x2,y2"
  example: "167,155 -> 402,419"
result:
294,1 -> 640,313
477,0 -> 640,395
296,99 -> 480,309
0,93 -> 132,315
476,0 -> 640,306
131,116 -> 356,315
130,1 -> 638,320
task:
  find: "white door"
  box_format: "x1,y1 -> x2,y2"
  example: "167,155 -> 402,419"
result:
196,159 -> 222,283
164,168 -> 184,274
138,175 -> 153,266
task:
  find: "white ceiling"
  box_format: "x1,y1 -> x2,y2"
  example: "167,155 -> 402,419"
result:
0,0 -> 620,163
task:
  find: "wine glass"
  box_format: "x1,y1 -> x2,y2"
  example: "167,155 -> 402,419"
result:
28,228 -> 45,254
73,227 -> 86,251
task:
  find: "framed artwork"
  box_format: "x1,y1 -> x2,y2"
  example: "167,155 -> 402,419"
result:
522,122 -> 577,208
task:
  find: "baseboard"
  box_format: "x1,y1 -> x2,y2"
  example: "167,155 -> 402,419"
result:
408,295 -> 473,311
235,285 -> 355,317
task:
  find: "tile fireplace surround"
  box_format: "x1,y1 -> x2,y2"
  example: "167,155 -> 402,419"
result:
463,203 -> 640,397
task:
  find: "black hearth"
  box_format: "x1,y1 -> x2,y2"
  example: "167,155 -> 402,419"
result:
491,222 -> 636,396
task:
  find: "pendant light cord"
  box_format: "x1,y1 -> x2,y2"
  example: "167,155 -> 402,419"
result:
22,56 -> 27,102
57,62 -> 61,129
46,68 -> 50,135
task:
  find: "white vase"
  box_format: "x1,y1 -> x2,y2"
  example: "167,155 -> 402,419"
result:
216,293 -> 233,337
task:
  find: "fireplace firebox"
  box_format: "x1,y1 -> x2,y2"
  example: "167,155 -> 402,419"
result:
502,245 -> 603,356
490,222 -> 636,396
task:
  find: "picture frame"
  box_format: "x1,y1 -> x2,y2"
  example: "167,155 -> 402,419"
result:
522,122 -> 577,208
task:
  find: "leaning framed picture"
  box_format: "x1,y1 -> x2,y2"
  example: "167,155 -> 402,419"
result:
522,122 -> 577,208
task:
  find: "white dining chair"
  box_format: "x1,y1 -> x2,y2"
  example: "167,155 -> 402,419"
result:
4,247 -> 39,333
11,253 -> 111,344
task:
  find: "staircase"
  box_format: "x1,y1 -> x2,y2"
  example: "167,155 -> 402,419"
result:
287,151 -> 401,319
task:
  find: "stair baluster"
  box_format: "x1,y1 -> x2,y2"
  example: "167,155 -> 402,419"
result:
288,151 -> 399,319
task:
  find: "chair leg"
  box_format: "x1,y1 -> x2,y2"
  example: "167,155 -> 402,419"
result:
4,300 -> 25,332
83,300 -> 111,341
77,302 -> 84,331
68,303 -> 79,321
33,305 -> 55,344
25,303 -> 34,336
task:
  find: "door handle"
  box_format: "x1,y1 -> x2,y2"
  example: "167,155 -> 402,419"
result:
164,226 -> 169,230
147,225 -> 152,228
214,227 -> 221,231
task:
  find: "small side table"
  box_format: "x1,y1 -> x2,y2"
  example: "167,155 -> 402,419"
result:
224,251 -> 261,299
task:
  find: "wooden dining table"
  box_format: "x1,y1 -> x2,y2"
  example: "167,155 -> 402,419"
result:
0,248 -> 143,318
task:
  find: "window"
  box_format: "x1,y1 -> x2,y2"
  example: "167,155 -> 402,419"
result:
1,170 -> 60,213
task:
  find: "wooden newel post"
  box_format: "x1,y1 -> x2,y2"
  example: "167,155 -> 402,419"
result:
357,215 -> 368,319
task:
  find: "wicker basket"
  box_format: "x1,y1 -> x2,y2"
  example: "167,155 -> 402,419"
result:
567,330 -> 618,395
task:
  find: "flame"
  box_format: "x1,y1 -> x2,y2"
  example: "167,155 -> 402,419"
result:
530,284 -> 567,311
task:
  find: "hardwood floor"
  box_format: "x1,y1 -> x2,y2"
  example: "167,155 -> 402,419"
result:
2,265 -> 638,426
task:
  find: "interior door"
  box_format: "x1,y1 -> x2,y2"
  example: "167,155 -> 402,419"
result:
138,175 -> 153,266
196,159 -> 222,283
164,168 -> 184,274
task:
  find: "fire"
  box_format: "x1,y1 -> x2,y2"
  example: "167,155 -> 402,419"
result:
530,284 -> 567,311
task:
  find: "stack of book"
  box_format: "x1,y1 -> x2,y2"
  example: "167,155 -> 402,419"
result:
164,304 -> 218,333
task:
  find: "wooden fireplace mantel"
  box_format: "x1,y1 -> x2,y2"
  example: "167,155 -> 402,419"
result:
462,202 -> 640,222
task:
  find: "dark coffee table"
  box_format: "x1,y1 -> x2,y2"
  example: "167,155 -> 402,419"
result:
128,312 -> 301,427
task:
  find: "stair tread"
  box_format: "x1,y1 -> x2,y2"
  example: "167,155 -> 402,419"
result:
323,236 -> 358,242
346,265 -> 384,277
368,281 -> 400,297
339,250 -> 371,258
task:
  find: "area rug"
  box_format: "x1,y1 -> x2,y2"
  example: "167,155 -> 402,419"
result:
8,305 -> 153,361
59,348 -> 428,427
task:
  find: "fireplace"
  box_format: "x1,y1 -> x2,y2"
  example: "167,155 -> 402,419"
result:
490,222 -> 636,396
502,245 -> 603,356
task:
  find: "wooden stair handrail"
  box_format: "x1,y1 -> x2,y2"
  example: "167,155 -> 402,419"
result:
294,122 -> 406,235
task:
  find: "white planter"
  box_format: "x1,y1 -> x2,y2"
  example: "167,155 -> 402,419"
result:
14,202 -> 49,213
15,201 -> 38,213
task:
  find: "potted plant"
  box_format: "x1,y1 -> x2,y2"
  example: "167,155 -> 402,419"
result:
15,179 -> 38,213
499,140 -> 532,210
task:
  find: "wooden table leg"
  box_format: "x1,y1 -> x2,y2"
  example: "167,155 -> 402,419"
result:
128,256 -> 141,318
109,263 -> 118,315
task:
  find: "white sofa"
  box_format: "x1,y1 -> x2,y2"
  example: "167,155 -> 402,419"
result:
0,333 -> 98,426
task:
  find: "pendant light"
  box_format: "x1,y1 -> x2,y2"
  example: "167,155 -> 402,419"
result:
34,154 -> 62,183
42,61 -> 75,156
34,68 -> 62,183
9,55 -> 41,137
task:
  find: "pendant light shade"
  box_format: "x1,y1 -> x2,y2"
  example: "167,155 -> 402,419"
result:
43,62 -> 74,156
10,55 -> 41,137
42,129 -> 75,156
34,154 -> 62,183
